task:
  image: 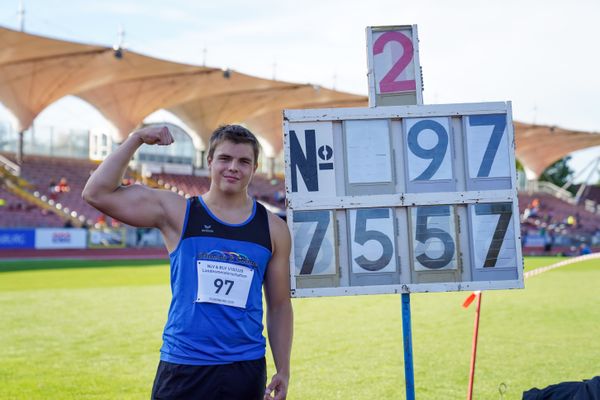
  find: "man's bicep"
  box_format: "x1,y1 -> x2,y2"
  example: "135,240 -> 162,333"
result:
87,184 -> 168,228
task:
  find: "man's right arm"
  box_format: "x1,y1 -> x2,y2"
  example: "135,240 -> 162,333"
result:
82,126 -> 185,249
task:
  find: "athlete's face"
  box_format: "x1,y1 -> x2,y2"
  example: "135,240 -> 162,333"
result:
208,141 -> 257,195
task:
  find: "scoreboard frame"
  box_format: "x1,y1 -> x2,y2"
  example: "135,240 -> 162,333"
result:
283,101 -> 524,298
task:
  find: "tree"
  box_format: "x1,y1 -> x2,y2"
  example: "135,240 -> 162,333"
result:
515,159 -> 525,172
539,156 -> 575,189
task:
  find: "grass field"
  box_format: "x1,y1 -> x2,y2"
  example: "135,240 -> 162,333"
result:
1,256 -> 598,399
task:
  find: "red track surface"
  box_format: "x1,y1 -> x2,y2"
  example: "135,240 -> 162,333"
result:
0,247 -> 168,260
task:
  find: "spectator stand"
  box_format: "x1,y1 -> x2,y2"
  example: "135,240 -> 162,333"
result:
0,152 -> 143,229
0,180 -> 65,228
519,181 -> 600,255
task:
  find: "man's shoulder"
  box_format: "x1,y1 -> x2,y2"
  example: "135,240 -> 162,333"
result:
265,208 -> 284,225
156,188 -> 188,202
155,189 -> 188,218
267,211 -> 290,243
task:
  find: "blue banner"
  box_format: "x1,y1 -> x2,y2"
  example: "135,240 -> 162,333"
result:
0,229 -> 36,249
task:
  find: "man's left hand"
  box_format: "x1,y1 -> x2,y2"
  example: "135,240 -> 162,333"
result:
264,373 -> 289,400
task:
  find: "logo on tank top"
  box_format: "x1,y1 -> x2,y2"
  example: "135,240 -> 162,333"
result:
199,250 -> 258,268
201,224 -> 214,233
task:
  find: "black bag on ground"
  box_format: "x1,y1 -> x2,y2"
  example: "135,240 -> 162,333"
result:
523,376 -> 600,400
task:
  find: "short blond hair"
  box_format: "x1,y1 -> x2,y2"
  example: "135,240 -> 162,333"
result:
208,125 -> 260,165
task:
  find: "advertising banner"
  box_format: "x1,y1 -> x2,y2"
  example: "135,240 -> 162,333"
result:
88,228 -> 126,248
0,229 -> 35,249
35,228 -> 87,250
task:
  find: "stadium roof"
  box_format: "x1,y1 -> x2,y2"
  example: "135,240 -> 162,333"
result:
514,122 -> 600,178
1,25 -> 598,175
0,26 -> 365,158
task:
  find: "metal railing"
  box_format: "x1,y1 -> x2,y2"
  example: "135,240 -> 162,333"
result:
522,180 -> 576,203
520,180 -> 600,216
0,153 -> 20,176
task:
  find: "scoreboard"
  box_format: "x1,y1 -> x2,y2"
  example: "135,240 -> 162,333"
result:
283,102 -> 524,297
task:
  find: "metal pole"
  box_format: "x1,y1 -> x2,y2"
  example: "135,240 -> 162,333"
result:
467,292 -> 483,400
18,0 -> 25,32
16,130 -> 24,165
401,293 -> 415,400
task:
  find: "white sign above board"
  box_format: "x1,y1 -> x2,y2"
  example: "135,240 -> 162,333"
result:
367,25 -> 423,106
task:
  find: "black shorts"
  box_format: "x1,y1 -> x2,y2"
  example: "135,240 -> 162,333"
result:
151,357 -> 267,400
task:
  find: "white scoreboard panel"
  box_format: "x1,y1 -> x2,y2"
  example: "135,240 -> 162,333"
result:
284,102 -> 524,297
366,25 -> 423,107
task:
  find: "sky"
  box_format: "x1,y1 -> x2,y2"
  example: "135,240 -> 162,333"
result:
0,0 -> 599,181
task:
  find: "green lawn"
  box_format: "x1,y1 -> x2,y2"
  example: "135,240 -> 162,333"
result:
0,257 -> 598,399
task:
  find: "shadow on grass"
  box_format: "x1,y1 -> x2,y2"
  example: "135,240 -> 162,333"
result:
0,258 -> 169,273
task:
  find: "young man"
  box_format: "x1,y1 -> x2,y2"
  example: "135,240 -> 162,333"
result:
83,124 -> 293,400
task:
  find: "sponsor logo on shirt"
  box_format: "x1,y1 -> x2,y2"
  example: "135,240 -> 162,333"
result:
199,250 -> 257,268
201,224 -> 214,233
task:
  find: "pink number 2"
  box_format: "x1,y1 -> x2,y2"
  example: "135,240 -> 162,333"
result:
373,31 -> 416,93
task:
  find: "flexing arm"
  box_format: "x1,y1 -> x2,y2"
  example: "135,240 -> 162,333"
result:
82,126 -> 185,249
263,213 -> 293,400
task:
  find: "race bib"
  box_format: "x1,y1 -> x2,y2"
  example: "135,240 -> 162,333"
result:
196,260 -> 254,308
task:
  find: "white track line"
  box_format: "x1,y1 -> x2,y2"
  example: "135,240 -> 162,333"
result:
524,253 -> 600,279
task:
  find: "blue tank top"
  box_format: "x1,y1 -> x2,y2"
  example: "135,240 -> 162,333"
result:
160,196 -> 272,365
